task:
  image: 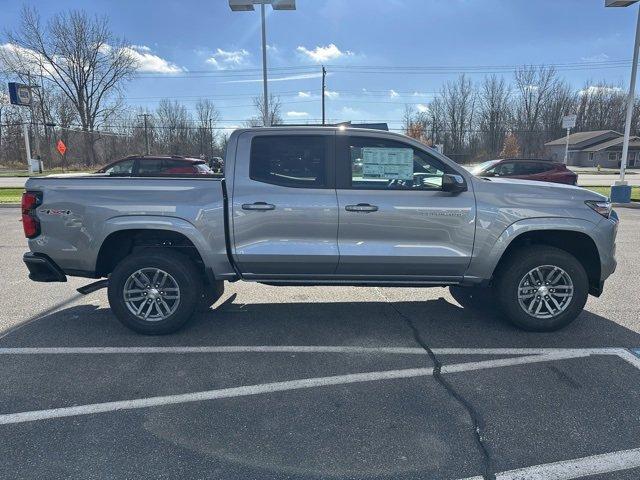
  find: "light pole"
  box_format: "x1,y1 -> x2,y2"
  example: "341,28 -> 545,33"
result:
228,0 -> 296,127
606,0 -> 640,203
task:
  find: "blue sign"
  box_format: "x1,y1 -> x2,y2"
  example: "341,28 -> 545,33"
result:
8,82 -> 33,106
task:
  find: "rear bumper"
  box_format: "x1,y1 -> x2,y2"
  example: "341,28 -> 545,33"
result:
23,252 -> 67,282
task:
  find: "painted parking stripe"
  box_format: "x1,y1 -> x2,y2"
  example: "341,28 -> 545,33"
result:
460,446 -> 640,480
0,345 -> 629,356
0,352 -> 585,426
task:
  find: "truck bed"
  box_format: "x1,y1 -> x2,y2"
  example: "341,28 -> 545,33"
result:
24,175 -> 234,280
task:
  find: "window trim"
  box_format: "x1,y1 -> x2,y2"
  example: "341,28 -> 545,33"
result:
248,134 -> 334,189
335,135 -> 452,191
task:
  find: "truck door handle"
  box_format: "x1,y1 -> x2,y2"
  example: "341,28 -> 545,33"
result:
242,202 -> 275,211
345,203 -> 378,213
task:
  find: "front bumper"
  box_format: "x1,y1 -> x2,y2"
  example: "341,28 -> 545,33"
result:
23,252 -> 67,282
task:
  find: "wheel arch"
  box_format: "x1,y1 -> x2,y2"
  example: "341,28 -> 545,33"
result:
488,220 -> 601,295
95,217 -> 214,283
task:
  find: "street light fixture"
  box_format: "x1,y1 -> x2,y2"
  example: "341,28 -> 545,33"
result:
228,0 -> 296,127
605,0 -> 640,203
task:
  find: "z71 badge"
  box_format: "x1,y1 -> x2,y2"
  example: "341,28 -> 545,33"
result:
39,209 -> 71,216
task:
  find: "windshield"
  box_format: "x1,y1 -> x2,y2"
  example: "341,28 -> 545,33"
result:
470,160 -> 501,175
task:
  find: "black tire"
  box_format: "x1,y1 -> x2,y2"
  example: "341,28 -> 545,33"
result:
107,249 -> 202,335
449,285 -> 493,310
495,245 -> 589,331
197,281 -> 225,312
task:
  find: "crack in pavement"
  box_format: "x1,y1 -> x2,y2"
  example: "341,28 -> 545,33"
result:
375,288 -> 496,480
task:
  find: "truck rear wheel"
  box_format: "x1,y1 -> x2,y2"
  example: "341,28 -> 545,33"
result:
107,249 -> 202,335
495,245 -> 589,331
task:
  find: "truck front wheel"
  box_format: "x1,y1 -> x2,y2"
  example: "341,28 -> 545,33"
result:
107,249 -> 202,335
495,245 -> 589,331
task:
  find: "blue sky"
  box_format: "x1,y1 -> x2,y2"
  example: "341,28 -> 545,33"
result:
1,0 -> 639,130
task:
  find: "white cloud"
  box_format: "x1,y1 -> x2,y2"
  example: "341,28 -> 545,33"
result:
579,85 -> 623,96
130,44 -> 151,52
286,111 -> 309,118
123,45 -> 185,73
225,72 -> 323,83
389,89 -> 399,98
0,42 -> 48,73
412,91 -> 428,98
206,48 -> 250,69
582,53 -> 609,62
341,106 -> 363,117
324,89 -> 339,99
416,104 -> 429,113
1,42 -> 184,75
298,91 -> 312,98
296,43 -> 353,63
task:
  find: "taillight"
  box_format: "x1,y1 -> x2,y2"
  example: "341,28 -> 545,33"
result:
21,191 -> 42,238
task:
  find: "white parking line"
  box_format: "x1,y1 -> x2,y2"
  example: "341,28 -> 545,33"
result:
0,352 -> 584,426
0,345 -> 630,356
460,446 -> 640,480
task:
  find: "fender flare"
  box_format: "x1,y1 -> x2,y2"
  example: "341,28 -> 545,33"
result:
95,215 -> 214,273
471,217 -> 599,280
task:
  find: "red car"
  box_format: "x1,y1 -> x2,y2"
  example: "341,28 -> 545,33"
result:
97,155 -> 214,176
471,159 -> 578,185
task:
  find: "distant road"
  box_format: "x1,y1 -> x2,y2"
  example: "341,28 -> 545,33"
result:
1,174 -> 639,188
0,177 -> 28,188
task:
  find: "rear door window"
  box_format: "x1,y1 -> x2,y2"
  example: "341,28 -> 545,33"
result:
137,159 -> 164,175
250,135 -> 328,188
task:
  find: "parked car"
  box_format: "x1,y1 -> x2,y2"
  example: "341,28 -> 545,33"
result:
22,127 -> 617,334
471,159 -> 578,185
96,155 -> 215,176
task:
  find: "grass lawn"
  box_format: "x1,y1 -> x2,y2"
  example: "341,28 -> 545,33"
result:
582,185 -> 640,201
0,188 -> 24,204
0,169 -> 89,177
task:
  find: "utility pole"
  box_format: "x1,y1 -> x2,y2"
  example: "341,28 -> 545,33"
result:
26,72 -> 40,163
209,117 -> 214,157
138,113 -> 151,155
321,65 -> 327,125
260,2 -> 270,127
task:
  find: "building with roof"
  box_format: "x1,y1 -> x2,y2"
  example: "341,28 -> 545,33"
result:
545,130 -> 640,168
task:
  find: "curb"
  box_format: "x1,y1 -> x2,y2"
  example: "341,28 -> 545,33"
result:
0,204 -> 20,209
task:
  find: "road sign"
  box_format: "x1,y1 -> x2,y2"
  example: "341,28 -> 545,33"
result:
56,140 -> 67,156
562,114 -> 577,129
8,82 -> 33,106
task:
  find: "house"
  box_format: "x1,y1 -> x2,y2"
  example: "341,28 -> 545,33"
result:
545,130 -> 640,168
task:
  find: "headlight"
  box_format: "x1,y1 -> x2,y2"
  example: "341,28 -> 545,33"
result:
585,200 -> 612,218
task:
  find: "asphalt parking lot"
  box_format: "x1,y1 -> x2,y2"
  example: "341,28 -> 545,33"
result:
1,207 -> 640,480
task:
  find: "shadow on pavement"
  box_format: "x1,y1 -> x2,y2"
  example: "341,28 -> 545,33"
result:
2,292 -> 640,349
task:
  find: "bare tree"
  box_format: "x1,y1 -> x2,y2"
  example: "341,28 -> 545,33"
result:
439,74 -> 476,156
576,81 -> 626,133
247,93 -> 282,127
2,6 -> 138,163
513,65 -> 558,156
195,98 -> 220,157
478,75 -> 511,158
155,99 -> 192,155
541,79 -> 577,144
401,104 -> 430,143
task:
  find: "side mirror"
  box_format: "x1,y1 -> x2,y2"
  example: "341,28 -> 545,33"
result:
442,173 -> 467,193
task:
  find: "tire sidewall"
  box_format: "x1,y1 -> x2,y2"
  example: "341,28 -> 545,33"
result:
497,247 -> 589,331
108,250 -> 201,334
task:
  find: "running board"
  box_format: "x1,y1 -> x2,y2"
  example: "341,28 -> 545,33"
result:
77,279 -> 109,295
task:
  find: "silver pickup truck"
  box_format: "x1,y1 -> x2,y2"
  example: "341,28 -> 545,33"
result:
22,127 -> 618,334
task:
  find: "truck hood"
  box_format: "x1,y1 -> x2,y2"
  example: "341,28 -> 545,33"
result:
475,176 -> 607,201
